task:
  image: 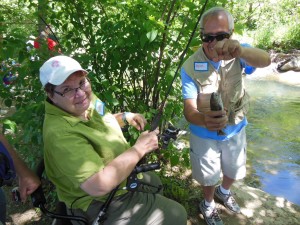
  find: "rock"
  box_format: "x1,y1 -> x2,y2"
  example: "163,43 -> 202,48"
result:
270,50 -> 300,73
277,56 -> 300,72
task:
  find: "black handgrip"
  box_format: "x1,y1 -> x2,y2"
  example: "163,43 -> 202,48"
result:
132,162 -> 160,174
31,185 -> 46,207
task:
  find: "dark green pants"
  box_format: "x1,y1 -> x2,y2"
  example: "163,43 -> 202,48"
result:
68,172 -> 187,225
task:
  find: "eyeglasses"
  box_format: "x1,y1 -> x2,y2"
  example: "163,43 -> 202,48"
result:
200,32 -> 231,43
54,77 -> 90,98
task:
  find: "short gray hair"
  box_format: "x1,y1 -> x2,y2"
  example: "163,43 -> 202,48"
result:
200,7 -> 234,32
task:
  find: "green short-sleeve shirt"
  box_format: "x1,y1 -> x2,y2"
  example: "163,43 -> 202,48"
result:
43,93 -> 130,211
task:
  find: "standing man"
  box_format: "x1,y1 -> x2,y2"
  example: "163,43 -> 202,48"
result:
180,7 -> 270,225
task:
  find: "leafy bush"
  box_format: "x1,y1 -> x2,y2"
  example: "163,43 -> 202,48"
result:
1,0 -> 207,170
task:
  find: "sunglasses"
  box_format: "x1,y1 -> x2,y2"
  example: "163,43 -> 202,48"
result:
200,32 -> 231,43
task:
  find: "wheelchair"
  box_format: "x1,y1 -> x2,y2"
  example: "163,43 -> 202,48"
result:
31,159 -> 161,225
30,124 -> 179,224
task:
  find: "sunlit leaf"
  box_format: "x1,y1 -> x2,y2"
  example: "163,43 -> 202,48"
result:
146,30 -> 158,43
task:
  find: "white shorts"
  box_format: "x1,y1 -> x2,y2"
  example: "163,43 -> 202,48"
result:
189,128 -> 247,186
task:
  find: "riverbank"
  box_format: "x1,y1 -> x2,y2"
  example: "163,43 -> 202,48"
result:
216,181 -> 300,225
246,62 -> 300,87
3,174 -> 300,225
182,158 -> 300,225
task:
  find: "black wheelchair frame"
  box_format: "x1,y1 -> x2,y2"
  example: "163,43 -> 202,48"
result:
31,160 -> 88,225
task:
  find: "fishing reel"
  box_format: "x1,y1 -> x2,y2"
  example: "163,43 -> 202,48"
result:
159,123 -> 180,149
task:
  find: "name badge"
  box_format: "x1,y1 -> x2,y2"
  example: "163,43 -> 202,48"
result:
95,99 -> 105,116
194,62 -> 208,71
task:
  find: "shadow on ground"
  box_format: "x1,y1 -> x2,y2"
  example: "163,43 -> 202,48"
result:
5,180 -> 300,225
189,181 -> 300,225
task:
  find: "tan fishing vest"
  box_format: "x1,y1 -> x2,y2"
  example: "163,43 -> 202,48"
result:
182,47 -> 250,125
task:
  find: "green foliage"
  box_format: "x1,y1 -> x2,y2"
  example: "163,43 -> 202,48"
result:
162,145 -> 190,168
2,0 -> 210,169
254,20 -> 300,51
161,176 -> 191,207
228,0 -> 300,51
50,0 -> 194,114
159,165 -> 201,216
2,102 -> 45,168
2,119 -> 17,134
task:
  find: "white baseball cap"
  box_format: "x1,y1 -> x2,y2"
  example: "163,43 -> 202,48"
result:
39,55 -> 88,87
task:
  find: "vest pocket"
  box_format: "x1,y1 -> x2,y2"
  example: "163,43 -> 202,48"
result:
228,90 -> 250,124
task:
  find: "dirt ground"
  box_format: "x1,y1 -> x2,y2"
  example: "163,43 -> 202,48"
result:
2,185 -> 50,225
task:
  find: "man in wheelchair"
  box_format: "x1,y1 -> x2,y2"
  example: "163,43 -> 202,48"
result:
38,56 -> 187,225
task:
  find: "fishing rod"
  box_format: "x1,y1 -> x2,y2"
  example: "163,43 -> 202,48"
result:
150,0 -> 209,132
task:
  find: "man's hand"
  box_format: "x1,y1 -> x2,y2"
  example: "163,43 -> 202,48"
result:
209,39 -> 242,62
203,110 -> 228,131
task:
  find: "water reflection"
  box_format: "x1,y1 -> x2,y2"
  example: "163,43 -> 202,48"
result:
256,167 -> 300,205
245,77 -> 300,205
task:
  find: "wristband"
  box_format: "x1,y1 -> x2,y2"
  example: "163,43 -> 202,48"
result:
122,112 -> 130,125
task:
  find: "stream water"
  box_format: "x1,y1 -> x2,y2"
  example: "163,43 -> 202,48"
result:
244,72 -> 300,206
